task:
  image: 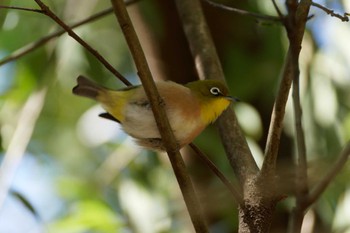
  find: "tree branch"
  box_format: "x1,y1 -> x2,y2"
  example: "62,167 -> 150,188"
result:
189,143 -> 243,205
261,49 -> 294,176
174,0 -> 258,186
306,142 -> 350,207
0,7 -> 112,66
109,0 -> 209,232
289,60 -> 309,233
261,0 -> 312,177
311,1 -> 349,22
174,1 -> 279,231
288,142 -> 350,233
270,1 -> 313,232
0,0 -> 139,67
34,0 -> 131,86
271,0 -> 284,20
0,5 -> 44,13
0,8 -> 113,66
203,0 -> 282,23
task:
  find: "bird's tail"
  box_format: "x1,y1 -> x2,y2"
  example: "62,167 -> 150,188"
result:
72,75 -> 105,100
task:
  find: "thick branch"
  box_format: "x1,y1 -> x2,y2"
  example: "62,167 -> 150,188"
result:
34,0 -> 131,86
174,0 -> 258,185
109,0 -> 209,232
174,1 -> 274,231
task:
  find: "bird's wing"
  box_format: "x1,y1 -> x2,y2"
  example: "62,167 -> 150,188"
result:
99,112 -> 120,123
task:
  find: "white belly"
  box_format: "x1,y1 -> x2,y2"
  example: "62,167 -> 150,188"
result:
121,82 -> 203,145
122,103 -> 202,143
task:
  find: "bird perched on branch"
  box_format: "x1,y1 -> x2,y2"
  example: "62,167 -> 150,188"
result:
73,75 -> 235,150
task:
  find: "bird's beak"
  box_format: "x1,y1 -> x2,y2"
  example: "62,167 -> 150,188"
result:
225,96 -> 240,102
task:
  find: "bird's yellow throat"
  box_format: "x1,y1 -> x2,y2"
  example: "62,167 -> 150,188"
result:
200,98 -> 231,124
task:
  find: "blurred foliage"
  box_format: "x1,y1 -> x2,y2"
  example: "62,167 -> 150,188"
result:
1,0 -> 350,233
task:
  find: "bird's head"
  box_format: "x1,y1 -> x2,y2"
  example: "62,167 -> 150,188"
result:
185,80 -> 237,124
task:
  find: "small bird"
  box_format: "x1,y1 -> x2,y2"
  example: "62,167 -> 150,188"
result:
73,75 -> 235,150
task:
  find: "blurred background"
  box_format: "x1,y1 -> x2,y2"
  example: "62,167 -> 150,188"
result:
0,0 -> 350,232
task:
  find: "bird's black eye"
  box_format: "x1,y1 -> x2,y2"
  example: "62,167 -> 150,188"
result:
210,87 -> 221,96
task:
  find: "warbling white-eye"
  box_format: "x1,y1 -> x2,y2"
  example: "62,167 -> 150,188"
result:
73,75 -> 235,150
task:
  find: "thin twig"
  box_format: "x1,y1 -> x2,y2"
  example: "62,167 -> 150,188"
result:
291,63 -> 309,233
311,1 -> 349,22
34,0 -> 131,86
288,143 -> 350,233
0,8 -> 113,66
189,143 -> 243,205
271,0 -> 284,20
109,0 -> 209,232
306,142 -> 350,207
284,1 -> 313,233
0,0 -> 139,67
0,5 -> 44,13
203,0 -> 281,23
292,82 -> 308,186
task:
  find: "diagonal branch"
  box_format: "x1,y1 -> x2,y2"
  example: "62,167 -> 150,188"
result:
0,0 -> 139,67
261,49 -> 294,177
34,0 -> 131,86
306,142 -> 350,207
109,0 -> 209,232
189,143 -> 243,205
0,8 -> 113,66
288,142 -> 350,233
174,0 -> 259,186
271,0 -> 284,20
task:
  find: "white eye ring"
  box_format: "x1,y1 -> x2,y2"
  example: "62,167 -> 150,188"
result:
210,87 -> 221,96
